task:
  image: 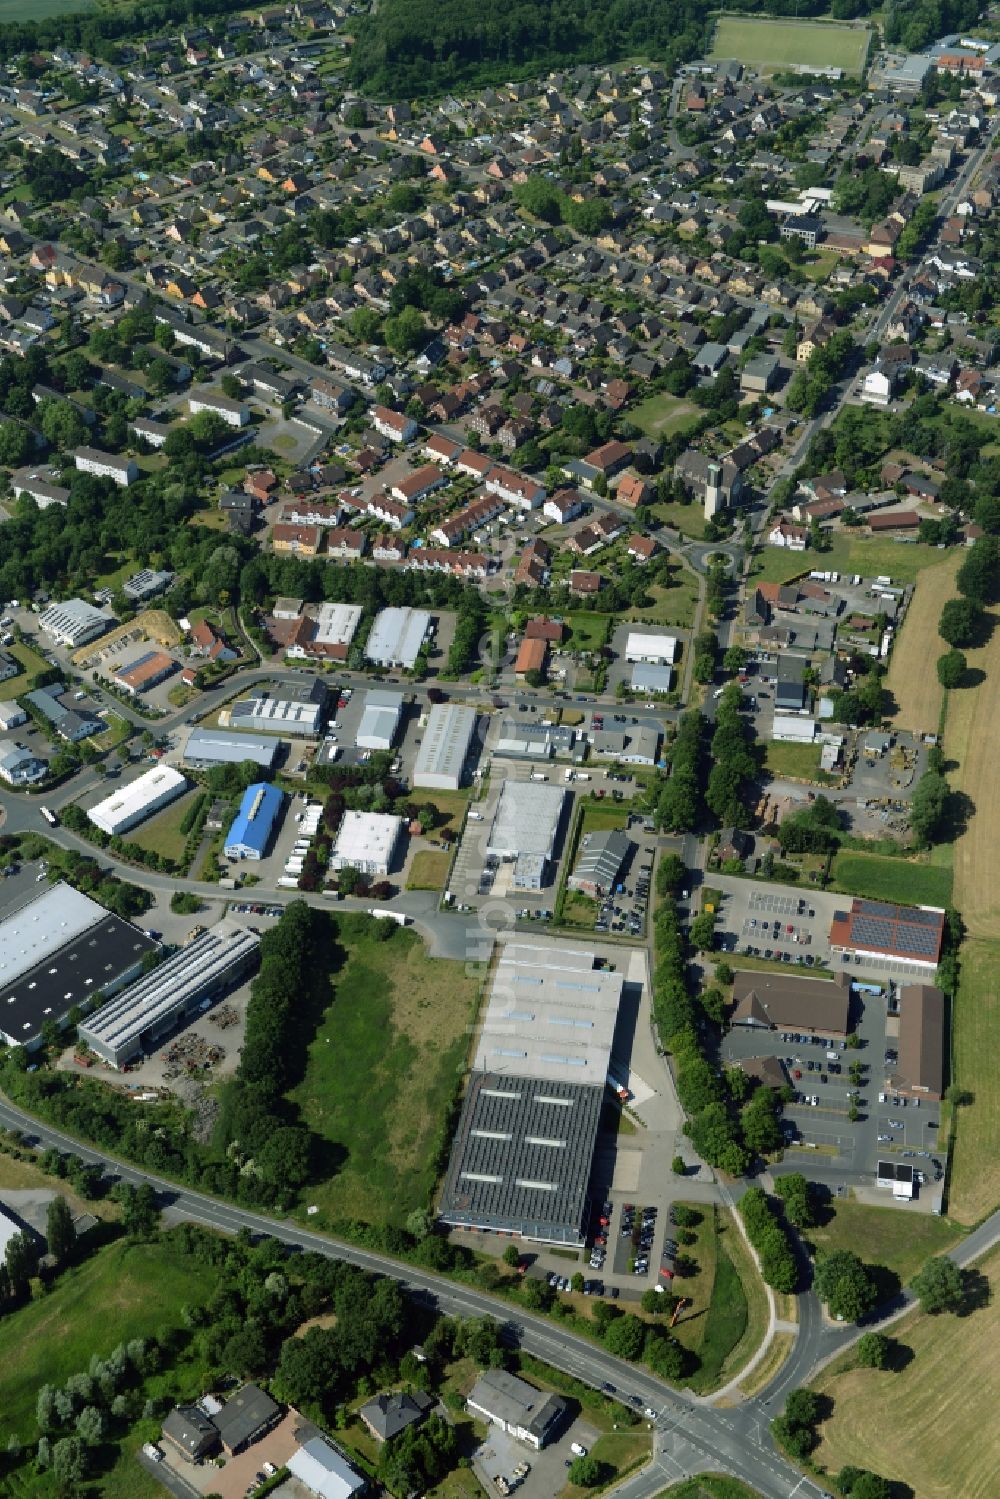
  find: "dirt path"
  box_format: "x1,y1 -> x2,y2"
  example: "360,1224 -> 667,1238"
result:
885,554 -> 960,734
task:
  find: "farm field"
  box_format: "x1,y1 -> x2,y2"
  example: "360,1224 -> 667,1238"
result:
944,606 -> 1000,937
946,938 -> 1000,1225
804,1196 -> 962,1285
885,553 -> 960,734
0,0 -> 92,15
829,850 -> 953,909
813,1244 -> 1000,1499
287,916 -> 482,1227
711,15 -> 872,74
750,534 -> 948,587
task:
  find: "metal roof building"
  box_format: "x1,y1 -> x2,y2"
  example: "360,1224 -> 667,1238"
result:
87,765 -> 188,837
0,882 -> 155,1048
38,598 -> 112,648
356,688 -> 404,751
625,630 -> 678,664
630,662 -> 673,695
494,719 -> 584,762
183,726 -> 280,771
486,782 -> 567,890
568,828 -> 630,898
364,606 -> 431,668
413,702 -> 477,790
78,923 -> 260,1068
438,941 -> 624,1245
224,783 -> 285,860
287,1437 -> 367,1499
229,694 -> 323,737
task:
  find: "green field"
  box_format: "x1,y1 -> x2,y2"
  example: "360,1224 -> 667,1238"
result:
659,1479 -> 766,1499
561,889 -> 600,929
0,1237 -> 219,1442
711,15 -> 872,74
804,1195 -> 962,1286
750,534 -> 949,587
764,741 -> 835,783
651,501 -> 708,542
406,848 -> 451,890
565,611 -> 611,651
0,0 -> 92,16
631,391 -> 704,441
288,917 -> 482,1227
948,939 -> 1000,1225
126,788 -> 200,864
830,850 -> 953,908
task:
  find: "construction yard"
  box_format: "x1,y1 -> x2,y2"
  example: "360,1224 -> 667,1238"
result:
885,554 -> 960,735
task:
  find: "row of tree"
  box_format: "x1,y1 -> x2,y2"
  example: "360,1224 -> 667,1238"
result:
738,1187 -> 799,1294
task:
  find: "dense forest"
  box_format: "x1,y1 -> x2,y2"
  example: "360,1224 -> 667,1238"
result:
347,0 -> 979,96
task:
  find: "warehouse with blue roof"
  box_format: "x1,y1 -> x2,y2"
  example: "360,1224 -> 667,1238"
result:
224,783 -> 285,861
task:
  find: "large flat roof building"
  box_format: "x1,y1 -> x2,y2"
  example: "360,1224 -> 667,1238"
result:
624,631 -> 678,664
183,726 -> 280,771
229,694 -> 323,738
365,606 -> 431,668
439,941 -> 624,1245
356,688 -> 404,751
38,598 -> 112,648
487,782 -> 566,889
0,882 -> 155,1048
413,702 -> 478,790
78,923 -> 260,1068
331,810 -> 404,877
87,765 -> 188,837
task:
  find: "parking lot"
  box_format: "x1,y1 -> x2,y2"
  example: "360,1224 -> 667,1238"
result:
472,1411 -> 601,1499
707,875 -> 844,967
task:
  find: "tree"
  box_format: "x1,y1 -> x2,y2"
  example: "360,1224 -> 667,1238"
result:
910,1255 -> 965,1314
568,1456 -> 602,1486
813,1250 -> 879,1322
936,649 -> 966,688
938,596 -> 980,648
671,1154 -> 686,1176
384,304 -> 426,355
38,398 -> 87,452
502,1244 -> 521,1268
0,420 -> 30,467
45,1196 -> 75,1265
689,912 -> 716,952
910,770 -> 949,847
116,1182 -> 159,1239
956,536 -> 1000,606
75,1405 -> 106,1445
5,1229 -> 38,1296
51,1435 -> 86,1487
854,1332 -> 891,1369
602,1313 -> 645,1360
836,1469 -> 891,1499
722,644 -> 747,675
773,1173 -> 816,1229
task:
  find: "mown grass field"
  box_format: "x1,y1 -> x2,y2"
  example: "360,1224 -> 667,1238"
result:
288,918 -> 482,1227
947,939 -> 1000,1225
804,1196 -> 961,1285
944,607 -> 1000,938
0,0 -> 91,16
750,534 -> 949,587
625,571 -> 701,630
651,500 -> 708,541
829,850 -> 953,909
565,611 -> 612,651
711,15 -> 871,74
885,553 -> 960,734
126,788 -> 200,863
631,391 -> 703,441
406,848 -> 451,890
764,741 -> 834,783
813,1245 -> 1000,1499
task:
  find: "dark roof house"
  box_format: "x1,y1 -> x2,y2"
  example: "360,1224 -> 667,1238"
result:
359,1390 -> 434,1442
210,1384 -> 280,1455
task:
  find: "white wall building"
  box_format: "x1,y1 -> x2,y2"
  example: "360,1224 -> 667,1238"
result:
39,598 -> 113,648
88,765 -> 188,836
365,607 -> 431,669
188,391 -> 250,427
624,631 -> 678,665
356,688 -> 405,750
331,810 -> 404,877
73,446 -> 138,486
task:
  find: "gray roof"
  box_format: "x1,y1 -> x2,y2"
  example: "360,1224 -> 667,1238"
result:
570,828 -> 630,893
467,1369 -> 566,1441
630,663 -> 673,694
183,726 -> 280,769
365,606 -> 431,667
210,1384 -> 280,1452
359,1390 -> 433,1441
413,702 -> 477,786
487,781 -> 566,860
357,687 -> 404,749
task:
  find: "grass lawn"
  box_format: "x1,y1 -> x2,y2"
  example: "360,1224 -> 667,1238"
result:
750,533 -> 950,587
562,1429 -> 652,1498
562,889 -> 599,930
126,788 -> 200,864
711,14 -> 871,73
943,604 -> 1000,939
948,939 -> 1000,1225
0,1149 -> 120,1222
669,1204 -> 718,1369
0,1236 -> 220,1442
626,572 -> 700,631
565,611 -> 611,651
801,248 -> 841,284
631,391 -> 703,441
736,1331 -> 796,1400
804,1195 -> 962,1286
829,850 -> 953,909
8,639 -> 51,684
658,1479 -> 767,1499
420,791 -> 472,836
0,0 -> 93,18
581,801 -> 630,834
812,1244 -> 1000,1499
92,709 -> 132,753
651,501 -> 708,541
288,916 -> 482,1227
884,552 -> 960,735
406,848 -> 451,890
764,741 -> 834,783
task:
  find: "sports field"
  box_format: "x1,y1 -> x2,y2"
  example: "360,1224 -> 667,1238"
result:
944,607 -> 1000,937
813,1244 -> 1000,1499
711,16 -> 871,75
947,938 -> 1000,1225
885,553 -> 960,734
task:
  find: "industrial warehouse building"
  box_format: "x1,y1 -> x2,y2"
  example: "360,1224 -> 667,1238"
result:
87,765 -> 188,837
0,883 -> 156,1048
364,606 -> 431,669
487,781 -> 567,889
624,631 -> 678,665
79,924 -> 261,1068
230,692 -> 324,738
438,941 -> 625,1245
331,810 -> 404,877
38,598 -> 112,649
829,899 -> 946,972
889,983 -> 945,1101
183,727 -> 281,771
630,662 -> 673,696
413,702 -> 478,790
225,783 -> 285,860
356,688 -> 404,751
568,828 -> 630,899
